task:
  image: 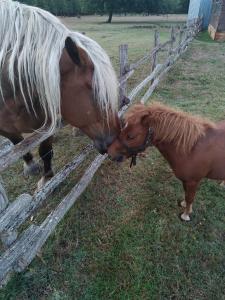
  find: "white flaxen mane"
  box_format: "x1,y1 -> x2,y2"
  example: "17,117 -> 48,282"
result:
0,0 -> 118,134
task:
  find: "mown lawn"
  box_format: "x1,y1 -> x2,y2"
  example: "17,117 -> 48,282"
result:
1,16 -> 225,300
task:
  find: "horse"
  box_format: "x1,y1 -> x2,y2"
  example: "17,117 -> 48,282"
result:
108,102 -> 225,221
0,0 -> 120,189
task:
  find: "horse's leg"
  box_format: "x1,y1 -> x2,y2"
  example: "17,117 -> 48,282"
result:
0,132 -> 41,176
37,136 -> 54,190
180,181 -> 199,222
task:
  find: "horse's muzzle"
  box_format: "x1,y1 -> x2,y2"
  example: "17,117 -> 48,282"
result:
94,135 -> 115,154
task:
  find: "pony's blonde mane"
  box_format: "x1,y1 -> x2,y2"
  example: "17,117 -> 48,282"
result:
126,102 -> 215,153
0,0 -> 118,134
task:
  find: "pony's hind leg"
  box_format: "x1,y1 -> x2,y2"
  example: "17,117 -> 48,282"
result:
180,181 -> 199,222
37,136 -> 54,190
220,180 -> 225,187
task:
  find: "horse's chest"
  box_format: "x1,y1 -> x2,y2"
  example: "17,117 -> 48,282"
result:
0,98 -> 43,133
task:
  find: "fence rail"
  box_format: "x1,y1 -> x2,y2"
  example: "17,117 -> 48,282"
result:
0,18 -> 202,286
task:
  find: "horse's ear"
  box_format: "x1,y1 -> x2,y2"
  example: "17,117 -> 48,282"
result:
120,117 -> 126,128
65,37 -> 81,66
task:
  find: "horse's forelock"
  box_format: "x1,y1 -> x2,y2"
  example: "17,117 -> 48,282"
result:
70,32 -> 118,119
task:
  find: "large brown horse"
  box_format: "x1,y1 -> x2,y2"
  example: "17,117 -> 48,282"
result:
108,102 -> 225,221
0,1 -> 120,188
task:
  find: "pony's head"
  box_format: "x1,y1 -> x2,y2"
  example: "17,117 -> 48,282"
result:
108,104 -> 151,161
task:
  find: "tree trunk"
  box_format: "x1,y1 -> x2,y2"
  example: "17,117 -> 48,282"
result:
107,11 -> 113,23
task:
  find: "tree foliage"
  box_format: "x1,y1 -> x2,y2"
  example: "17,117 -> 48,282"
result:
19,0 -> 81,16
17,0 -> 189,19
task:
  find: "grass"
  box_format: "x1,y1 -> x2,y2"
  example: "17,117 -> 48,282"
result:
1,15 -> 225,299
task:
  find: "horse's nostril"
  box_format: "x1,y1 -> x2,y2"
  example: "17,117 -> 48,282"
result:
99,148 -> 107,155
94,135 -> 116,154
94,139 -> 107,154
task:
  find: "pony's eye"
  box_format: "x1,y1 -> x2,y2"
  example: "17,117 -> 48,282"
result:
127,134 -> 135,140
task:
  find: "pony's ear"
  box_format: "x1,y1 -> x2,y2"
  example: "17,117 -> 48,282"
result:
140,111 -> 150,127
65,37 -> 81,66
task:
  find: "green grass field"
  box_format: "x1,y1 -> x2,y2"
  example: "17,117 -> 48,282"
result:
1,16 -> 225,300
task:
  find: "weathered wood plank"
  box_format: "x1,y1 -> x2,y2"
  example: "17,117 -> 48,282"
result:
128,64 -> 163,102
0,138 -> 13,159
129,39 -> 173,71
0,154 -> 106,286
1,230 -> 18,249
119,44 -> 129,108
0,194 -> 32,233
141,37 -> 194,103
16,154 -> 106,271
0,145 -> 93,233
0,225 -> 39,286
0,178 -> 8,214
0,130 -> 51,172
152,30 -> 160,73
119,69 -> 135,87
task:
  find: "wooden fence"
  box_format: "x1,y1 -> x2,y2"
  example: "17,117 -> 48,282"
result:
0,18 -> 201,286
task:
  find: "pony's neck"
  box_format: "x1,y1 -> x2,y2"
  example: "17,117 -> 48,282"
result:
144,104 -> 214,154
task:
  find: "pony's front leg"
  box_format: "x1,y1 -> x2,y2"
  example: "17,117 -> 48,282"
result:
180,181 -> 199,222
37,136 -> 54,190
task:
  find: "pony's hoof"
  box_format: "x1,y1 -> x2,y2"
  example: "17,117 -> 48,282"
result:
180,213 -> 191,222
23,161 -> 42,177
220,181 -> 225,188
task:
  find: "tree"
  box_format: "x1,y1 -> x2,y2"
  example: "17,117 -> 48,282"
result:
18,0 -> 81,16
18,0 -> 188,17
82,0 -> 131,23
179,0 -> 190,13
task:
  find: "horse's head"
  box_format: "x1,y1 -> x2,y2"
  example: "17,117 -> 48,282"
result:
108,104 -> 153,162
60,36 -> 120,154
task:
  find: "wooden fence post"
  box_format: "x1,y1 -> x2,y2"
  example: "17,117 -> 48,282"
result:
0,177 -> 17,248
169,26 -> 175,55
0,177 -> 8,214
119,44 -> 128,108
179,28 -> 184,44
178,28 -> 184,53
152,30 -> 159,73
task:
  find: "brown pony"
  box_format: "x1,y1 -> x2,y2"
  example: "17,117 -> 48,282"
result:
108,102 -> 225,221
0,1 -> 120,189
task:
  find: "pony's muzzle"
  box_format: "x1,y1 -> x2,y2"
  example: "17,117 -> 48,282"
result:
110,154 -> 124,163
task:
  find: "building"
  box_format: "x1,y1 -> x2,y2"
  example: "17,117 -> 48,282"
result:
188,0 -> 212,29
208,0 -> 225,41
